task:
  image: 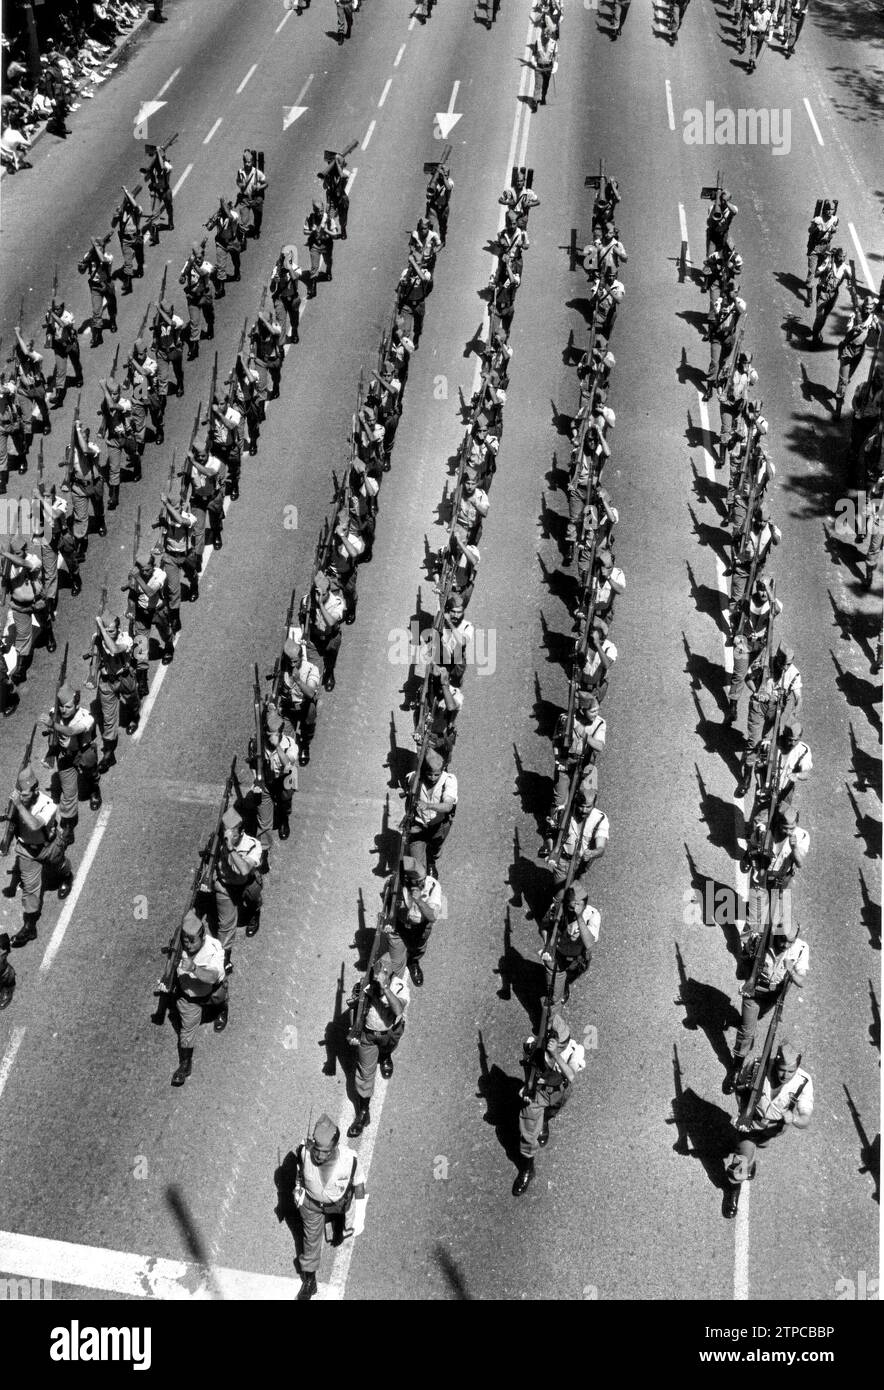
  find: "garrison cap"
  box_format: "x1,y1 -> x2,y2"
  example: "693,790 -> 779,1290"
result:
283,636 -> 301,661
782,721 -> 802,742
577,690 -> 599,710
221,807 -> 243,832
133,338 -> 147,355
311,1114 -> 339,1148
550,1015 -> 570,1045
8,536 -> 27,555
423,749 -> 444,775
135,548 -> 154,570
564,884 -> 589,908
182,909 -> 204,943
57,683 -> 77,705
777,644 -> 795,665
99,610 -> 118,630
776,1039 -> 800,1069
265,709 -> 283,734
778,807 -> 799,829
401,855 -> 423,885
16,765 -> 39,793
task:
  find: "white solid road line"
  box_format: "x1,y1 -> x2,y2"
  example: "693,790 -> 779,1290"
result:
155,67 -> 181,101
0,1027 -> 26,1104
322,1080 -> 391,1300
394,43 -> 406,67
665,78 -> 675,132
802,97 -> 825,147
172,163 -> 193,196
847,223 -> 876,293
39,804 -> 113,975
236,64 -> 257,96
378,78 -> 393,108
203,117 -> 223,145
361,120 -> 376,151
275,8 -> 292,33
346,167 -> 358,194
0,1229 -> 303,1300
295,72 -> 314,106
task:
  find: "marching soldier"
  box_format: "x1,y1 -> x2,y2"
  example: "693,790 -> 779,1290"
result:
88,610 -> 140,771
405,748 -> 458,875
152,300 -> 187,400
547,789 -> 609,901
726,579 -> 780,724
426,161 -> 454,244
811,247 -> 854,343
849,367 -> 883,464
111,188 -> 145,294
742,807 -> 810,916
863,472 -> 883,591
209,199 -> 245,298
250,706 -> 299,857
1,537 -> 47,687
704,286 -> 747,400
438,594 -> 474,688
397,258 -> 433,349
44,299 -> 83,410
529,24 -> 558,110
44,682 -> 103,842
729,503 -> 782,618
592,175 -> 620,240
318,149 -> 351,239
155,493 -> 197,630
271,245 -> 304,344
179,242 -> 215,360
334,0 -> 356,42
386,855 -> 443,986
724,919 -> 808,1094
98,377 -> 137,509
513,1014 -> 586,1195
347,952 -> 409,1137
418,662 -> 463,766
540,887 -> 600,1007
576,615 -> 617,705
833,303 -> 880,420
12,327 -> 51,440
783,0 -> 808,55
251,305 -> 286,404
2,764 -> 73,949
0,377 -> 25,495
705,189 -> 738,257
724,1040 -> 813,1217
772,721 -> 813,814
543,692 -> 606,855
171,911 -> 229,1087
489,264 -> 520,343
292,1114 -> 367,1302
804,199 -> 839,308
735,643 -> 802,797
302,571 -> 345,691
304,200 -> 334,298
68,422 -> 107,558
277,630 -> 320,766
125,548 -> 175,695
126,337 -> 164,447
140,142 -> 174,239
213,808 -> 263,956
745,1 -> 773,70
78,236 -> 117,349
235,149 -> 267,239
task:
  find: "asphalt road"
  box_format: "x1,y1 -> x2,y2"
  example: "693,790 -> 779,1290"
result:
0,0 -> 879,1306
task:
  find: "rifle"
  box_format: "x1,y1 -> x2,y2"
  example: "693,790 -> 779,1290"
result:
252,663 -> 266,791
0,723 -> 38,858
155,862 -> 201,999
42,642 -> 69,769
193,757 -> 237,900
738,980 -> 791,1128
268,583 -> 299,706
562,534 -> 598,752
109,343 -> 120,381
85,570 -> 110,688
725,317 -> 746,385
347,871 -> 396,1042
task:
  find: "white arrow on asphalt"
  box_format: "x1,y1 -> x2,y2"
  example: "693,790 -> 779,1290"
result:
134,99 -> 166,129
283,105 -> 308,130
434,80 -> 462,139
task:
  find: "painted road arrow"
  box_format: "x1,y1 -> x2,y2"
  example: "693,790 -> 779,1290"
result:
283,105 -> 308,131
134,99 -> 166,130
434,81 -> 462,140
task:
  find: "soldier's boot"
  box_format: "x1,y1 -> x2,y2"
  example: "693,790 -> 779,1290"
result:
512,1158 -> 535,1196
10,913 -> 39,949
70,570 -> 83,596
162,636 -> 175,665
296,1272 -> 317,1302
91,324 -> 104,349
171,1045 -> 193,1087
562,541 -> 575,567
722,1055 -> 742,1095
0,972 -> 15,1010
298,739 -> 311,767
170,608 -> 182,634
59,816 -> 77,847
2,862 -> 22,898
213,1000 -> 229,1032
107,484 -> 120,510
88,777 -> 102,812
833,391 -> 844,421
11,651 -> 33,686
44,618 -> 57,654
538,815 -> 558,859
380,1050 -> 394,1078
58,862 -> 74,898
734,764 -> 753,799
537,1116 -> 550,1147
278,809 -> 290,841
136,668 -> 149,700
213,518 -> 223,551
723,1184 -> 740,1220
223,947 -> 234,976
724,697 -> 738,725
245,910 -> 261,939
95,506 -> 108,537
187,341 -> 199,361
347,1099 -> 371,1138
121,273 -> 133,296
188,572 -> 200,603
98,739 -> 117,775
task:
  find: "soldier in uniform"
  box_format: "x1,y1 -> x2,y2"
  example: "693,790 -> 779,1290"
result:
271,245 -> 304,344
45,682 -> 102,845
833,304 -> 880,420
397,259 -> 433,349
804,200 -> 839,308
335,0 -> 355,41
513,1014 -> 586,1194
386,855 -> 443,986
251,306 -> 286,405
724,1040 -> 813,1217
155,493 -> 197,631
188,444 -> 226,558
302,571 -> 345,691
78,236 -> 117,349
529,24 -> 558,109
98,376 -> 136,509
547,790 -> 609,902
152,300 -> 187,400
724,920 -> 808,1093
277,630 -> 320,765
729,503 -> 781,619
319,150 -> 351,239
543,691 -> 606,856
111,189 -> 144,295
405,748 -> 458,875
249,706 -> 299,860
235,149 -> 267,239
140,142 -> 174,238
0,378 -> 24,495
3,764 -> 73,949
125,548 -> 175,697
811,247 -> 854,343
213,808 -> 263,958
88,610 -> 140,771
735,642 -> 801,797
68,421 -> 107,559
292,1114 -> 367,1302
209,199 -> 245,298
347,952 -> 409,1137
11,328 -> 50,438
304,200 -> 334,298
179,242 -> 215,360
171,912 -> 229,1087
540,887 -> 600,1007
44,299 -> 83,410
704,286 -> 746,400
426,161 -> 454,244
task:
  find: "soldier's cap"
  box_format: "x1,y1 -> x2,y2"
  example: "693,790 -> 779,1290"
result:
159,300 -> 173,315
312,198 -> 324,212
564,884 -> 589,908
135,549 -> 154,570
57,683 -> 77,705
311,1114 -> 339,1150
283,636 -> 301,661
549,1015 -> 570,1045
374,951 -> 394,976
832,247 -> 845,260
732,254 -> 744,270
775,1039 -> 800,1070
99,610 -> 118,630
16,765 -> 39,794
782,720 -> 802,742
1,379 -> 17,395
134,338 -> 147,355
0,933 -> 10,955
400,855 -> 424,886
577,690 -> 599,710
221,808 -> 243,833
314,572 -> 329,595
756,417 -> 769,435
776,643 -> 795,665
778,807 -> 799,829
462,545 -> 481,568
424,749 -> 444,776
8,536 -> 27,555
603,351 -> 616,368
265,709 -> 283,734
774,916 -> 800,943
105,377 -> 120,396
596,548 -> 613,569
597,405 -> 616,428
182,909 -> 204,944
190,242 -> 203,257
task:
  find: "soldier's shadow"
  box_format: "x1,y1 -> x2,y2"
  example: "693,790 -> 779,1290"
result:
273,1150 -> 303,1258
667,1053 -> 735,1193
507,827 -> 548,922
476,1040 -> 524,1167
513,744 -> 551,837
675,942 -> 740,1073
496,936 -> 547,1033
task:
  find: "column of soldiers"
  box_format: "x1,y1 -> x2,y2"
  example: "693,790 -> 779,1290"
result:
725,1 -> 809,63
0,138 -> 369,1002
508,168 -> 626,1197
692,186 -> 817,1217
150,151 -> 454,1185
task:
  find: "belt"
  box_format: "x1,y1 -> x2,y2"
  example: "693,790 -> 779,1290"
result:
19,826 -> 57,849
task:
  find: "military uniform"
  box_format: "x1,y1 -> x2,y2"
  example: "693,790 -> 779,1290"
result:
4,765 -> 73,949
387,855 -> 443,985
235,151 -> 267,238
89,612 -> 140,770
213,808 -> 263,950
293,1114 -> 367,1301
406,750 -> 457,874
724,1041 -> 813,1217
513,1016 -> 586,1194
348,955 -> 410,1136
126,549 -> 174,692
171,912 -> 229,1086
